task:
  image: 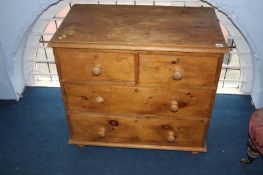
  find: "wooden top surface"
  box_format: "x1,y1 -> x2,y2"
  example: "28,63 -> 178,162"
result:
50,4 -> 227,53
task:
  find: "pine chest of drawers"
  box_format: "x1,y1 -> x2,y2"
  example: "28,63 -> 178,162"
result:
49,4 -> 227,152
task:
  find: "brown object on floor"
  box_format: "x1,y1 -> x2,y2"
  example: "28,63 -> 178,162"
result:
240,109 -> 263,164
49,4 -> 227,152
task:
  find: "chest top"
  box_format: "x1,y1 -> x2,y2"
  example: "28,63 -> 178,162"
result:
49,4 -> 227,53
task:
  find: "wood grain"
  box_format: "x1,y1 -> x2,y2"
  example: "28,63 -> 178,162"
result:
70,140 -> 207,152
139,53 -> 220,87
64,84 -> 213,118
49,5 -> 227,53
55,48 -> 135,83
50,5 -> 228,152
69,113 -> 208,149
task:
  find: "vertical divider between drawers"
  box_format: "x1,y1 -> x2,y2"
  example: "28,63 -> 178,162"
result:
134,53 -> 140,85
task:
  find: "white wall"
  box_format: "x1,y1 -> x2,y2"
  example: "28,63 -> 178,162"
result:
0,45 -> 16,99
208,0 -> 263,108
0,0 -> 262,108
0,0 -> 58,100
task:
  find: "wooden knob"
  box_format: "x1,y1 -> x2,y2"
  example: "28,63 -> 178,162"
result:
96,96 -> 104,103
97,127 -> 106,138
170,100 -> 179,112
172,70 -> 183,80
91,65 -> 102,76
167,130 -> 175,142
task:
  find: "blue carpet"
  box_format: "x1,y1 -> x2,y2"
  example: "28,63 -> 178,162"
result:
0,87 -> 262,175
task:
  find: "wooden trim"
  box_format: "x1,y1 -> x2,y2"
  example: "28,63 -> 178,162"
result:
60,80 -> 218,90
134,53 -> 139,85
209,54 -> 225,110
202,120 -> 210,146
214,54 -> 225,87
53,49 -> 63,82
49,48 -> 225,57
53,48 -> 73,137
49,43 -> 228,54
53,49 -> 68,111
60,80 -> 135,85
69,139 -> 208,152
68,111 -> 210,120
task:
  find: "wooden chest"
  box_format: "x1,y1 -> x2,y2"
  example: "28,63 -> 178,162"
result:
49,4 -> 227,152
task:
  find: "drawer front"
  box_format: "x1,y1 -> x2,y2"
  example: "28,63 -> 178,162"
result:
55,48 -> 135,82
64,84 -> 213,118
139,54 -> 220,87
69,114 -> 207,148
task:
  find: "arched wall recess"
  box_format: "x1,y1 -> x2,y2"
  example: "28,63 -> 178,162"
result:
21,0 -> 253,97
23,0 -> 253,96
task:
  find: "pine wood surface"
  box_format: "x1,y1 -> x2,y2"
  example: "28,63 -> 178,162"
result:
49,5 -> 227,53
139,53 -> 220,87
50,4 -> 228,152
56,48 -> 135,82
69,113 -> 208,149
64,84 -> 213,118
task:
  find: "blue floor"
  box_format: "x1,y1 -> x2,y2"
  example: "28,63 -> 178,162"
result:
0,87 -> 262,175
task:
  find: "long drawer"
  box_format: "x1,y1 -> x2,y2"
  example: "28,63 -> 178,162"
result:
69,113 -> 208,150
64,84 -> 213,118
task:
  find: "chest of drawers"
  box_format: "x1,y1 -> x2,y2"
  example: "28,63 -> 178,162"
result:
50,4 -> 227,152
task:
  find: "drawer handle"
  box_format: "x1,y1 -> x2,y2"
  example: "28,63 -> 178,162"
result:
167,130 -> 175,142
97,127 -> 106,138
96,96 -> 104,103
172,70 -> 183,80
170,100 -> 179,112
91,65 -> 102,76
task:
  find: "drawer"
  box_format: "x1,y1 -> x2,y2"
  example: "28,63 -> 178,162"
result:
64,84 -> 213,118
139,53 -> 220,87
54,48 -> 135,82
69,114 -> 207,149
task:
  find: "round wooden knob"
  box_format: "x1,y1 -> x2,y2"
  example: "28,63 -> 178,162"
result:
170,100 -> 179,112
97,127 -> 106,138
167,135 -> 175,142
172,70 -> 183,80
91,65 -> 102,76
96,96 -> 104,103
167,130 -> 175,142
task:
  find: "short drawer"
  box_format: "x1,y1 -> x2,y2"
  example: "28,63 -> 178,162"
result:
69,114 -> 207,149
64,84 -> 213,118
139,53 -> 220,87
54,48 -> 135,82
